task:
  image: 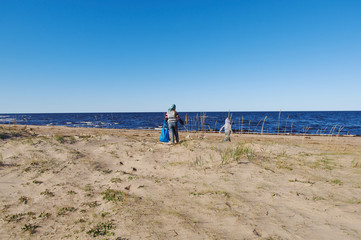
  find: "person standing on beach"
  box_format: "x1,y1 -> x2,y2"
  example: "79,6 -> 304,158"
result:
165,104 -> 184,144
219,117 -> 232,141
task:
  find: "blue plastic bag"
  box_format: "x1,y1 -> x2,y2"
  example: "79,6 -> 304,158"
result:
159,120 -> 170,142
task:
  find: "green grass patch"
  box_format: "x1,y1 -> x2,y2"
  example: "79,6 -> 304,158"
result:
110,178 -> 122,183
87,221 -> 115,237
330,179 -> 343,185
102,189 -> 127,203
57,207 -> 76,216
312,195 -> 325,201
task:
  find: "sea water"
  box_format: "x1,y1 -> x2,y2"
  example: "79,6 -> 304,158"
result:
0,111 -> 360,136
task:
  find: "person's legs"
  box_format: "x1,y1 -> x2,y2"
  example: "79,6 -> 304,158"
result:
174,122 -> 179,143
168,122 -> 176,143
224,131 -> 231,141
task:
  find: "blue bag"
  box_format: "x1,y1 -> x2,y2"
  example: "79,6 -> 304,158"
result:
159,120 -> 170,142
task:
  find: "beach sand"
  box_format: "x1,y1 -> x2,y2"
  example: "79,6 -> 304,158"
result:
0,124 -> 361,240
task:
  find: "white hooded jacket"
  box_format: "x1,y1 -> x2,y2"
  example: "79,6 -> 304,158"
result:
219,118 -> 232,133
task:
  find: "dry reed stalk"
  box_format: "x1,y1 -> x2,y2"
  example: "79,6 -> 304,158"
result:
284,115 -> 289,134
196,114 -> 199,132
290,121 -> 294,135
277,110 -> 281,135
214,121 -> 218,132
248,120 -> 251,133
331,125 -> 337,136
303,126 -> 310,135
328,125 -> 337,137
241,116 -> 244,134
337,126 -> 344,136
200,112 -> 207,131
238,118 -> 240,133
323,127 -> 328,135
261,116 -> 267,135
254,119 -> 262,132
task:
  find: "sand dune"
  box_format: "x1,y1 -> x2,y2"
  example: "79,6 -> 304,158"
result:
1,124 -> 361,239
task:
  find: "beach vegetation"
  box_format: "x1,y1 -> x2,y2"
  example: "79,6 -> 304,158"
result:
193,155 -> 203,168
54,135 -> 65,143
190,190 -> 230,198
288,178 -> 315,184
67,190 -> 77,195
40,189 -> 55,197
110,177 -> 122,183
19,196 -> 29,204
310,157 -> 334,170
312,195 -> 325,201
103,169 -> 112,174
276,159 -> 293,170
70,149 -> 85,160
87,221 -> 115,237
83,201 -> 100,208
351,159 -> 361,168
330,179 -> 343,185
57,206 -> 76,216
21,223 -> 39,234
101,212 -> 110,218
32,179 -> 43,184
69,136 -> 76,144
220,144 -> 255,165
102,188 -> 126,203
221,147 -> 232,165
38,212 -> 51,218
5,213 -> 25,222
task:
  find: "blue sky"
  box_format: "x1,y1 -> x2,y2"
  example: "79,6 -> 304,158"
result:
1,0 -> 360,113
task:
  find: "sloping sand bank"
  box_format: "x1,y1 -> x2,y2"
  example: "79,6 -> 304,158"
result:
1,125 -> 361,239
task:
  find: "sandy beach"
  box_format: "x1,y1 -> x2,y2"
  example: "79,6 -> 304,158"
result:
0,124 -> 360,240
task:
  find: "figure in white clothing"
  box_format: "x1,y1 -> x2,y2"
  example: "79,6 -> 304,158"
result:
219,118 -> 232,141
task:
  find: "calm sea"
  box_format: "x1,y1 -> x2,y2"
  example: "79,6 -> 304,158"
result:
0,111 -> 360,136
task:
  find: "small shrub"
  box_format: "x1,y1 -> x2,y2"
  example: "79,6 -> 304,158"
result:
57,207 -> 76,216
221,147 -> 232,165
33,180 -> 43,184
38,212 -> 51,218
351,159 -> 361,168
40,189 -> 54,197
193,155 -> 203,168
21,223 -> 39,234
103,169 -> 112,174
102,189 -> 126,203
110,178 -> 122,183
87,221 -> 114,237
5,213 -> 25,222
101,212 -> 110,218
330,179 -> 343,185
19,196 -> 29,204
54,135 -> 65,143
69,136 -> 76,144
312,196 -> 325,201
83,201 -> 100,208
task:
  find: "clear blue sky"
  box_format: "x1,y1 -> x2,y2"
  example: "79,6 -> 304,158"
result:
1,0 -> 360,113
